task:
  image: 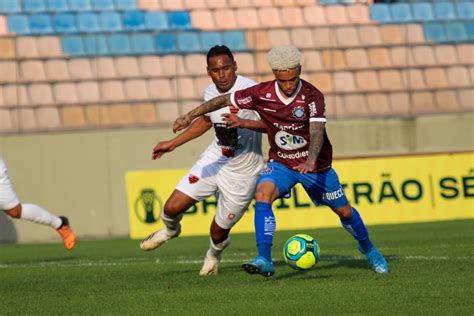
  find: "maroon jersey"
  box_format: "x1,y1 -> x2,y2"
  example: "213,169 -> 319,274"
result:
230,79 -> 332,173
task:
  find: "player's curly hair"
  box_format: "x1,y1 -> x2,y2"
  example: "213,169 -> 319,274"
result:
267,45 -> 301,71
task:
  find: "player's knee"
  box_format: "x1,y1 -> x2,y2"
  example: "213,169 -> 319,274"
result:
255,189 -> 273,203
332,204 -> 352,219
5,203 -> 22,218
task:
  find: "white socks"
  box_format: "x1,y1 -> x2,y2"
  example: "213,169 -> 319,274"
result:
20,203 -> 62,229
207,237 -> 231,259
161,211 -> 183,234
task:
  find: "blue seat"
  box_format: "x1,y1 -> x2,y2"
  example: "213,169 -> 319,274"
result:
390,4 -> 413,23
77,12 -> 100,33
131,34 -> 155,54
413,3 -> 434,21
467,21 -> 474,40
445,21 -> 468,42
123,11 -> 145,30
29,14 -> 53,34
68,0 -> 91,11
53,13 -> 76,33
154,33 -> 177,53
423,22 -> 446,42
144,11 -> 168,30
370,4 -> 391,23
434,2 -> 456,20
0,0 -> 21,14
7,15 -> 29,34
46,0 -> 69,11
168,11 -> 191,29
24,0 -> 46,13
92,0 -> 114,10
99,12 -> 122,31
61,36 -> 85,56
457,2 -> 474,20
114,0 -> 136,10
108,34 -> 131,55
177,32 -> 201,53
201,32 -> 223,49
222,31 -> 246,51
83,35 -> 108,55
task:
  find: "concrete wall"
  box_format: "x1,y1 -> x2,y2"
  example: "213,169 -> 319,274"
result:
1,112 -> 473,244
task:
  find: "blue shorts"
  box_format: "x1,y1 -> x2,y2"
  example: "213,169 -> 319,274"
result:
258,161 -> 348,209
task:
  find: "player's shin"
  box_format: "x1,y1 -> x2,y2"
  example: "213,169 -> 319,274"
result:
207,236 -> 231,259
161,211 -> 183,235
20,204 -> 62,229
340,207 -> 374,253
254,202 -> 276,262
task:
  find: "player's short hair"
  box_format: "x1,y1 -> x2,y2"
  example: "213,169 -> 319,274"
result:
267,44 -> 301,71
206,45 -> 234,65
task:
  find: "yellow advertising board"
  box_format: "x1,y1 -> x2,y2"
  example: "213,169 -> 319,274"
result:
126,152 -> 474,239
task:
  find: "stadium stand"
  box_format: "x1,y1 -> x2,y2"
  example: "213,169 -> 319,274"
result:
0,0 -> 472,133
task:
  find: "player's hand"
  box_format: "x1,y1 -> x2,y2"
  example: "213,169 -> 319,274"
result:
293,160 -> 315,174
222,113 -> 243,128
152,141 -> 175,160
173,114 -> 192,133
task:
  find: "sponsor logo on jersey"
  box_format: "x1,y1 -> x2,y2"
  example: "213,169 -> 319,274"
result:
188,174 -> 200,184
292,106 -> 306,120
134,188 -> 162,224
266,93 -> 272,98
237,96 -> 252,105
261,166 -> 274,175
308,101 -> 317,117
275,131 -> 307,150
302,95 -> 305,101
272,122 -> 305,130
263,107 -> 277,112
277,150 -> 309,159
228,213 -> 236,220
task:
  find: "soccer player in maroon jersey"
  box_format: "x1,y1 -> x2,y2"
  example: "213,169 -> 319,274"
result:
173,45 -> 389,276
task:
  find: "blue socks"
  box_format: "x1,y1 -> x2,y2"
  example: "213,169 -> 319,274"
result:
254,202 -> 276,261
341,207 -> 374,253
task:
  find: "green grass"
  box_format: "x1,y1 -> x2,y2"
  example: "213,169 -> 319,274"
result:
1,220 -> 473,315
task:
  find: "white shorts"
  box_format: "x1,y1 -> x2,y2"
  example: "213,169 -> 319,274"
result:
176,156 -> 259,230
0,157 -> 20,210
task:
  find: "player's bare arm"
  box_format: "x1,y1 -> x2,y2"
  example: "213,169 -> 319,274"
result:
153,116 -> 212,160
173,94 -> 231,133
293,121 -> 325,174
221,113 -> 268,133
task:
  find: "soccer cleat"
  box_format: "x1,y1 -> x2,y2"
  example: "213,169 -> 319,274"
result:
57,216 -> 76,251
241,256 -> 275,277
358,245 -> 389,274
140,225 -> 181,251
199,255 -> 220,276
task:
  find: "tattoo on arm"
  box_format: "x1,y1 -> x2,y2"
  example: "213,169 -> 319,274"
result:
307,121 -> 325,163
189,94 -> 231,119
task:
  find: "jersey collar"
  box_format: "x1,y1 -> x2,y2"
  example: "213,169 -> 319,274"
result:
275,80 -> 302,106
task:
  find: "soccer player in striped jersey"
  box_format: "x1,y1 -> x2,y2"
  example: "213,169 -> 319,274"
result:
172,45 -> 389,276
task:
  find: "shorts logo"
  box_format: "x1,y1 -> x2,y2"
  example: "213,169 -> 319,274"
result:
292,106 -> 306,120
275,131 -> 307,150
261,167 -> 274,175
228,213 -> 236,220
188,174 -> 200,184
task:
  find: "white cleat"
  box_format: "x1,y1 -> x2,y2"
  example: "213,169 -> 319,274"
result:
140,226 -> 181,251
199,255 -> 220,276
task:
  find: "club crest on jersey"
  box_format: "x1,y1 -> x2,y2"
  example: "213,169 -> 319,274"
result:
265,93 -> 272,98
188,174 -> 200,184
261,166 -> 274,175
292,106 -> 306,120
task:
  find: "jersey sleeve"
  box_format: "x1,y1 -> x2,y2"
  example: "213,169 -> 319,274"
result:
230,85 -> 259,110
308,94 -> 326,123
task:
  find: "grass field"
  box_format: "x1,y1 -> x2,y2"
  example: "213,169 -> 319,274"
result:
1,219 -> 473,315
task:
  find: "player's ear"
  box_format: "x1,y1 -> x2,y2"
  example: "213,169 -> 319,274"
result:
206,66 -> 211,76
233,61 -> 237,71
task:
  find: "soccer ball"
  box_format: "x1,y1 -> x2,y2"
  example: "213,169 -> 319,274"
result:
283,234 -> 320,270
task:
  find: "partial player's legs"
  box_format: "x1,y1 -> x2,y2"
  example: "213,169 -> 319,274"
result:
331,204 -> 389,274
140,189 -> 193,250
199,219 -> 231,276
4,203 -> 76,250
